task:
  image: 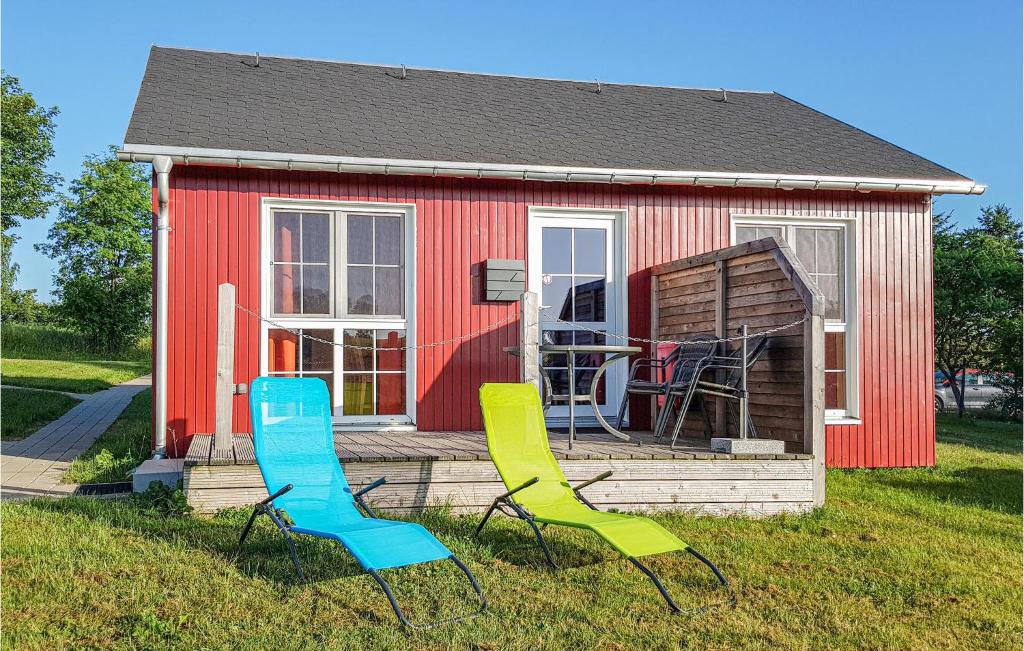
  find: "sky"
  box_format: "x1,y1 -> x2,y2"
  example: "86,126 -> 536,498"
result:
3,0 -> 1021,300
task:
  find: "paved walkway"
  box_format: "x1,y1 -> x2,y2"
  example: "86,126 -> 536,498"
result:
1,375 -> 151,500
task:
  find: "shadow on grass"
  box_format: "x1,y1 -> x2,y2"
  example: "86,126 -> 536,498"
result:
876,466 -> 1023,515
26,498 -> 366,584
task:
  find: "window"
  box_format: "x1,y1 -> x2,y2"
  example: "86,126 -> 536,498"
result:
264,203 -> 414,424
734,218 -> 856,419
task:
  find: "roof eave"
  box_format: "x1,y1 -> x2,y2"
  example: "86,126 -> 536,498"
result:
117,144 -> 986,196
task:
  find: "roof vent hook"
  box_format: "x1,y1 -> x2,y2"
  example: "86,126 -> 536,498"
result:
720,87 -> 728,102
401,64 -> 407,80
255,52 -> 260,68
595,79 -> 602,94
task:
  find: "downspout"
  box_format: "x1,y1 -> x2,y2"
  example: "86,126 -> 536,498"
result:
152,155 -> 173,458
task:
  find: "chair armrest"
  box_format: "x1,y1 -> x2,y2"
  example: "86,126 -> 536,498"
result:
572,471 -> 613,493
497,476 -> 540,501
355,476 -> 387,498
259,483 -> 293,506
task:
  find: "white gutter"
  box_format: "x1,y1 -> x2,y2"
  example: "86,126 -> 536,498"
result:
152,155 -> 172,458
118,144 -> 985,195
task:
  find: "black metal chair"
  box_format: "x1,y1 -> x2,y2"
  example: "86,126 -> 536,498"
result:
664,333 -> 770,449
617,336 -> 718,441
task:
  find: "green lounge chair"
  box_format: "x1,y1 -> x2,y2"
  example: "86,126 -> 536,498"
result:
476,382 -> 735,613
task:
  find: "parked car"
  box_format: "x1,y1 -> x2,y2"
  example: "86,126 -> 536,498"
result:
934,370 -> 1007,412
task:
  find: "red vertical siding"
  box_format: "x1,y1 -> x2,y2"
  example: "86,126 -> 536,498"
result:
160,166 -> 934,467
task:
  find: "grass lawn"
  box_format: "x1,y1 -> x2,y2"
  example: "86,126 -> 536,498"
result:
0,387 -> 81,441
63,390 -> 152,485
1,358 -> 149,394
2,416 -> 1020,649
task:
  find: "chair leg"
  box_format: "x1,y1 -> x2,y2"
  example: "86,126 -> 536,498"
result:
697,394 -> 715,438
652,390 -> 674,441
628,548 -> 736,615
238,505 -> 263,550
614,390 -> 630,430
367,555 -> 489,630
669,383 -> 701,449
508,502 -> 557,570
265,509 -> 305,582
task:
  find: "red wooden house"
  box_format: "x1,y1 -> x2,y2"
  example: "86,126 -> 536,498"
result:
119,47 -> 982,508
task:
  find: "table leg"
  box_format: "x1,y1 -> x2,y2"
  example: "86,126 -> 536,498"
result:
590,352 -> 631,441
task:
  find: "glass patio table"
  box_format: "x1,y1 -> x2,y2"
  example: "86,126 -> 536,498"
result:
504,344 -> 641,448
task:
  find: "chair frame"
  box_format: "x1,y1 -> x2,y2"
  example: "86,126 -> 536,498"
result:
238,476 -> 488,629
474,471 -> 736,614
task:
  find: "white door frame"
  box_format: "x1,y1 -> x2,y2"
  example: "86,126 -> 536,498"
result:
527,206 -> 629,426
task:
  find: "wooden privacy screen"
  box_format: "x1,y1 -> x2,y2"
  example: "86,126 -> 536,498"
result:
651,237 -> 825,459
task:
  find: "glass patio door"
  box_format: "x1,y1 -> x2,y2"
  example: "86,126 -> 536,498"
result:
528,210 -> 625,426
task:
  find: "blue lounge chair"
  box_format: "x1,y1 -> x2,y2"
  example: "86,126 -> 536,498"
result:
239,376 -> 487,628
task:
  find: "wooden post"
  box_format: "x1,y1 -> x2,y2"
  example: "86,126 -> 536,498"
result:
214,282 -> 236,454
520,291 -> 540,387
804,311 -> 826,506
713,260 -> 727,436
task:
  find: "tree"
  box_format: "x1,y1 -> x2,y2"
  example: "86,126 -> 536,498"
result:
933,205 -> 1023,417
1,74 -> 60,319
38,148 -> 152,353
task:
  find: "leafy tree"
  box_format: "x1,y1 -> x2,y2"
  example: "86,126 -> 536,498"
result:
1,73 -> 60,319
933,205 -> 1022,418
38,148 -> 152,353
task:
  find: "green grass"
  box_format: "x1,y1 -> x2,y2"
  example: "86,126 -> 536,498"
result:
0,387 -> 81,441
2,419 -> 1020,649
2,322 -> 151,362
0,358 -> 149,394
63,390 -> 152,485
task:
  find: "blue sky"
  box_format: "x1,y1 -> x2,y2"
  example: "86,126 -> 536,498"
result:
3,0 -> 1020,300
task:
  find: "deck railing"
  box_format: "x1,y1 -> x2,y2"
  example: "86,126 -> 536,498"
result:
651,237 -> 825,505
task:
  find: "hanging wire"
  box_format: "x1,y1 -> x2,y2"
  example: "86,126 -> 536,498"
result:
539,309 -> 807,346
234,303 -> 806,352
235,303 -> 519,351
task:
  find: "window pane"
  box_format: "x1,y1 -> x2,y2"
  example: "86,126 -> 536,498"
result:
302,265 -> 330,314
573,277 -> 606,322
348,215 -> 373,264
273,265 -> 301,314
268,329 -> 299,373
826,372 -> 846,410
343,374 -> 374,415
816,275 -> 842,320
542,276 -> 573,320
735,226 -> 758,244
377,373 -> 406,415
307,373 -> 334,408
574,228 -> 606,275
541,329 -> 571,367
374,267 -> 403,315
375,216 -> 402,265
302,213 -> 330,263
825,332 -> 845,371
347,266 -> 374,314
302,329 -> 334,372
376,330 -> 406,371
758,226 -> 783,241
542,228 -> 572,274
343,329 -> 373,371
794,227 -> 816,269
547,369 -> 570,402
273,212 -> 300,262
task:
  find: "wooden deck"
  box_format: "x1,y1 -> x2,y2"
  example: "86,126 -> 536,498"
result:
183,431 -> 815,516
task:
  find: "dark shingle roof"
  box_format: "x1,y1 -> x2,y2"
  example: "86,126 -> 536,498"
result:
124,46 -> 969,182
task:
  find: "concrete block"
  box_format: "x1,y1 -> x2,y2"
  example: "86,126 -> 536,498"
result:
132,458 -> 185,492
710,438 -> 787,455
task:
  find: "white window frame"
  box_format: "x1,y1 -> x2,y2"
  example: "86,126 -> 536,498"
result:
527,206 -> 629,427
730,214 -> 860,422
260,198 -> 417,427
